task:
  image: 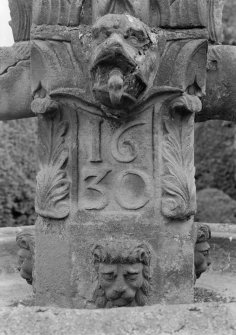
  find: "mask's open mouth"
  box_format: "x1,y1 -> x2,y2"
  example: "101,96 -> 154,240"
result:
91,48 -> 147,108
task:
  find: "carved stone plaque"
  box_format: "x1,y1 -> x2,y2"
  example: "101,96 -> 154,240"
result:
77,109 -> 154,213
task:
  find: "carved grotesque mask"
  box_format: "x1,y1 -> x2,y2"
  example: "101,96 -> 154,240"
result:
16,230 -> 35,285
194,224 -> 211,281
92,240 -> 151,308
17,248 -> 33,285
90,14 -> 161,113
98,262 -> 144,307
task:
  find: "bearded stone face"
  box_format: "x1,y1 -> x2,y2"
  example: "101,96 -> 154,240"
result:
98,262 -> 144,307
194,241 -> 211,281
92,240 -> 152,308
17,248 -> 33,285
194,224 -> 211,282
16,230 -> 35,286
90,14 -> 161,114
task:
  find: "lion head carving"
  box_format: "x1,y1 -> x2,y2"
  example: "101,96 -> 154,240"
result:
92,239 -> 152,308
16,229 -> 35,285
194,224 -> 211,281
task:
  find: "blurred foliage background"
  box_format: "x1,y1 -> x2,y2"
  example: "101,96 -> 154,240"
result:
0,119 -> 37,226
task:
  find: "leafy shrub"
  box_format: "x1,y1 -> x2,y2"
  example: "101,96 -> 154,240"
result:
0,118 -> 37,227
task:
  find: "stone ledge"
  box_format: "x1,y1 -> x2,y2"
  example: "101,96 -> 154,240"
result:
0,303 -> 235,335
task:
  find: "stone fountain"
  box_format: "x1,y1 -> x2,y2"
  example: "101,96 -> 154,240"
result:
1,0 -> 236,311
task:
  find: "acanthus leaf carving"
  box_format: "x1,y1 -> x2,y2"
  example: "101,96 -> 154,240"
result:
162,100 -> 196,220
35,108 -> 70,219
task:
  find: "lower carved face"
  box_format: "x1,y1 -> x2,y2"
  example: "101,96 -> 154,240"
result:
194,242 -> 211,281
98,263 -> 144,307
17,248 -> 33,285
90,14 -> 160,113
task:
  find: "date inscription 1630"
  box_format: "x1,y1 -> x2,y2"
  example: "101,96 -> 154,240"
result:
78,115 -> 154,211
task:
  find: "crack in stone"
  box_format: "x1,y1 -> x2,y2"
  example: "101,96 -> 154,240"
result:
0,59 -> 30,76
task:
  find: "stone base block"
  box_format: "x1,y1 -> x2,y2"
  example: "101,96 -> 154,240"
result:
0,303 -> 235,335
35,215 -> 195,308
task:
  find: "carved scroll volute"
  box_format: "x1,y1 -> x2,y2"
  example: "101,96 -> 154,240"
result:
35,110 -> 70,219
161,40 -> 208,221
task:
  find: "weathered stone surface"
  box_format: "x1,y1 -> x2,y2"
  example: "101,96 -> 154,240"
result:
207,0 -> 225,43
0,42 -> 33,120
31,0 -> 208,28
32,0 -> 92,26
8,0 -> 32,42
223,0 -> 236,45
0,304 -> 236,335
169,0 -> 208,28
196,188 -> 236,224
35,218 -> 72,308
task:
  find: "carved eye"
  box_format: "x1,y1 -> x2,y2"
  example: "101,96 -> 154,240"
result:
102,273 -> 114,281
126,273 -> 139,281
92,27 -> 111,41
92,27 -> 99,39
128,36 -> 139,47
18,256 -> 25,265
125,29 -> 146,46
105,30 -> 111,37
201,250 -> 209,256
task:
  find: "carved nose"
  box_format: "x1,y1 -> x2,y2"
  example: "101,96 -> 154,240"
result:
115,276 -> 127,293
115,286 -> 126,294
106,33 -> 124,49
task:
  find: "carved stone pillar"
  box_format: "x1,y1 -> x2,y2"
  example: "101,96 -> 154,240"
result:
31,0 -> 207,308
